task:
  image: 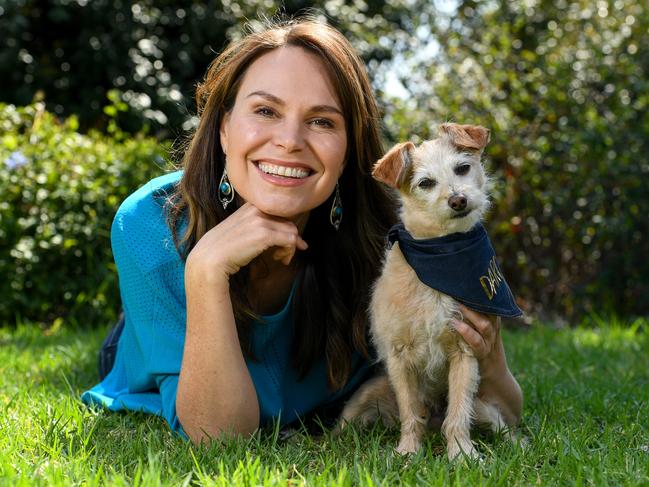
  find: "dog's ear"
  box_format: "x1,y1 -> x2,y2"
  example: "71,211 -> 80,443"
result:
439,123 -> 490,152
372,141 -> 415,189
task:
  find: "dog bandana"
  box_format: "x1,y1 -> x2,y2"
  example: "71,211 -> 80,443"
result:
387,223 -> 523,317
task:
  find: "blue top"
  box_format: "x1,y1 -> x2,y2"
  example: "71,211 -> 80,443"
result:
81,171 -> 370,436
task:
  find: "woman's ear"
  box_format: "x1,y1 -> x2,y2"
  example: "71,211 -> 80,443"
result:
219,112 -> 231,156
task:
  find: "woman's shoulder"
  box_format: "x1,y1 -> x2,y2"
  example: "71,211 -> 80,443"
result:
111,171 -> 184,272
116,171 -> 182,219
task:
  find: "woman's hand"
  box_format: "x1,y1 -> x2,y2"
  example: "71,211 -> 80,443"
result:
451,305 -> 502,368
451,305 -> 523,425
186,202 -> 308,283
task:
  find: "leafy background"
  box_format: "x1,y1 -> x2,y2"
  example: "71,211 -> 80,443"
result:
1,0 -> 647,327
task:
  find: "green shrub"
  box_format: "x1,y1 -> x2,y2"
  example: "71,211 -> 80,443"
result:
0,103 -> 168,326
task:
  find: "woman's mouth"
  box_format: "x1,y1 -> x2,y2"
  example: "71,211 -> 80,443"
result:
256,161 -> 313,179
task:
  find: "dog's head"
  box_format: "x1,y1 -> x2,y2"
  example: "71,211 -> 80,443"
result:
373,123 -> 491,237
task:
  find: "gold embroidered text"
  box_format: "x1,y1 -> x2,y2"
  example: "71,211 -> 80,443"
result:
479,256 -> 504,300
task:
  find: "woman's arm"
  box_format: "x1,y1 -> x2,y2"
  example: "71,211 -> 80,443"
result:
177,270 -> 260,443
176,203 -> 308,444
452,305 -> 523,426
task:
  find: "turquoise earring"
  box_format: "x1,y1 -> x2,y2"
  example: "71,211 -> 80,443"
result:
330,182 -> 343,230
218,166 -> 234,209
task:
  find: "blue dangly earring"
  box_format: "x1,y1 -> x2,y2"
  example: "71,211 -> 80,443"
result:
218,165 -> 235,210
330,182 -> 343,230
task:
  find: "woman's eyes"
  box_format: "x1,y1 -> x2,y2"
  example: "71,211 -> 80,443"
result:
309,118 -> 335,128
254,106 -> 277,117
252,107 -> 335,128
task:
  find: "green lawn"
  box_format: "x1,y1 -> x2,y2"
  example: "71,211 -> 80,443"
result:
1,318 -> 648,486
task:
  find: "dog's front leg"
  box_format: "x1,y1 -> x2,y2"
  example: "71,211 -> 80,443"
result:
443,351 -> 480,460
386,353 -> 427,455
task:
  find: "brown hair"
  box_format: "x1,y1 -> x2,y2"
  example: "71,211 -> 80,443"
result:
167,17 -> 396,389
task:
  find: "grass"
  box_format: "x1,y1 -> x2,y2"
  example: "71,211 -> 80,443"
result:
1,318 -> 648,486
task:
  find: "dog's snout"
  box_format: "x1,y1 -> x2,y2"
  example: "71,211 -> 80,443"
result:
448,194 -> 468,212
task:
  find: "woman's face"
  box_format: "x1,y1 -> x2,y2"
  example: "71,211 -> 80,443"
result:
220,45 -> 347,221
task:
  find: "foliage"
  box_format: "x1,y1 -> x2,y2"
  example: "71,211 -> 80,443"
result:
384,0 -> 649,319
2,0 -> 647,322
1,319 -> 648,484
0,0 -> 419,137
0,102 -> 167,326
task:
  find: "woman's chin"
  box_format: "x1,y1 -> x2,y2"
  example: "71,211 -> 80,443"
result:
251,199 -> 311,221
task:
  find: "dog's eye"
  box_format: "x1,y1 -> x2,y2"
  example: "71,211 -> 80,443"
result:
454,164 -> 471,176
417,178 -> 437,189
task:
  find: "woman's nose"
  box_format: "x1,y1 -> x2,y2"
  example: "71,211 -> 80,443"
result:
273,118 -> 304,152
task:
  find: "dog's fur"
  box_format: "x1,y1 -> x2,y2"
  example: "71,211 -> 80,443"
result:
338,123 -> 515,460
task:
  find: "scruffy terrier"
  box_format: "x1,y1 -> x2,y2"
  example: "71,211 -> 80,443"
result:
338,123 -> 522,460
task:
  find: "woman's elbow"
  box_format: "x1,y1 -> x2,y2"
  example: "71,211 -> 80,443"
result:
176,402 -> 260,445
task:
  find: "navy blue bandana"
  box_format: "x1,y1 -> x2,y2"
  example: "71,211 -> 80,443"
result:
387,223 -> 523,318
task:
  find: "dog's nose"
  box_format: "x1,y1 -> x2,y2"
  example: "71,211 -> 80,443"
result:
448,194 -> 467,212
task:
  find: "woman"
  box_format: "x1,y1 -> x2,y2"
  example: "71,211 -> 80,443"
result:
82,18 -> 522,444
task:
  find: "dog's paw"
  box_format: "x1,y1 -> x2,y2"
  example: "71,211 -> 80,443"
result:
395,435 -> 422,455
447,439 -> 479,462
511,433 -> 530,450
330,421 -> 346,437
499,428 -> 530,450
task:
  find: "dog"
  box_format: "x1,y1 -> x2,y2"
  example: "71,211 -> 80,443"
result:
338,123 -> 522,460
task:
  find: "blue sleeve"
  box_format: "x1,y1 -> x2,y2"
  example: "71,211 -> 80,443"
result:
88,173 -> 188,436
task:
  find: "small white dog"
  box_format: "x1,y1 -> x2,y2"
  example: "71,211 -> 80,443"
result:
339,123 -> 522,460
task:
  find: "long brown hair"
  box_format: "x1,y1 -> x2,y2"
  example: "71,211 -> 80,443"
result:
167,17 -> 396,389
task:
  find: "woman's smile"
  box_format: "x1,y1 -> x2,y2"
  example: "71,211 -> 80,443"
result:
253,159 -> 314,186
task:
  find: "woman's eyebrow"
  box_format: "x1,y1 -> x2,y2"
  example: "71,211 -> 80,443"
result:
246,90 -> 342,115
246,90 -> 284,105
310,104 -> 343,116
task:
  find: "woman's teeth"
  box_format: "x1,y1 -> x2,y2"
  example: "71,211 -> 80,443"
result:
258,162 -> 310,179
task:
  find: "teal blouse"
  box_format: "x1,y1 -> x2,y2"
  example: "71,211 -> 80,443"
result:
81,171 -> 370,436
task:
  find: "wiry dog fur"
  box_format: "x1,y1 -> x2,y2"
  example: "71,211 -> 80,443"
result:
338,123 -> 516,460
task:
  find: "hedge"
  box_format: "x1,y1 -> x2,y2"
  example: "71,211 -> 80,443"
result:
0,102 -> 167,326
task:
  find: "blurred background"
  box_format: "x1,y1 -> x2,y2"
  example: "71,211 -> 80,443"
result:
1,0 -> 647,329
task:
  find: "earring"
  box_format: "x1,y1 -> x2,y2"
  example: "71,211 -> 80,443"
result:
218,166 -> 235,210
330,182 -> 343,230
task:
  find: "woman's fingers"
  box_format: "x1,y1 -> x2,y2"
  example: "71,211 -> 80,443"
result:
296,236 -> 308,251
452,318 -> 488,358
188,203 -> 308,278
242,208 -> 309,261
453,305 -> 502,360
458,304 -> 499,342
270,234 -> 308,265
270,238 -> 296,266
